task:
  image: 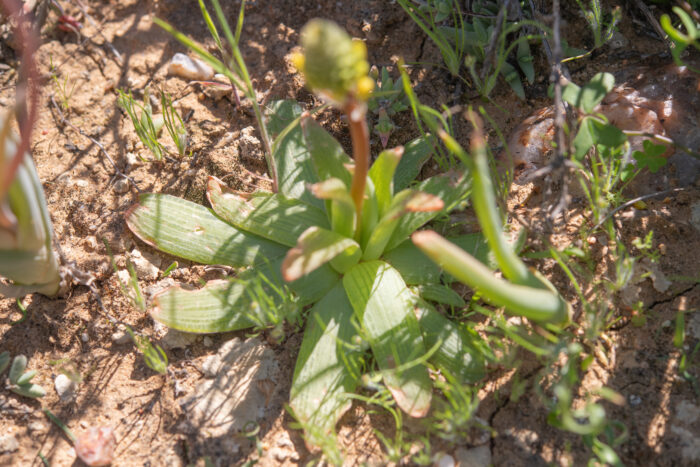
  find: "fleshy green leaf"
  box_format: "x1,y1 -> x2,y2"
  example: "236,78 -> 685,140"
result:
11,383 -> 46,398
412,284 -> 465,307
414,299 -> 485,383
290,283 -> 362,437
393,136 -> 434,191
501,61 -> 525,100
282,226 -> 360,281
562,72 -> 615,114
311,178 -> 356,239
153,260 -> 339,333
412,231 -> 570,324
517,40 -> 535,84
126,193 -> 288,268
573,116 -> 627,159
207,177 -> 329,247
9,355 -> 27,384
369,147 -> 402,216
384,233 -> 493,285
301,115 -> 353,186
266,100 -> 322,208
343,261 -> 432,417
573,116 -> 595,159
362,190 -> 443,261
386,171 -> 470,251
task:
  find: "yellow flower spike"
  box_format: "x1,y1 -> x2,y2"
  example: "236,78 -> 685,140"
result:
298,19 -> 371,105
356,76 -> 375,101
290,52 -> 305,73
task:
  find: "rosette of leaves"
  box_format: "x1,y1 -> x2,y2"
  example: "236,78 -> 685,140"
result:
126,18 -> 492,447
0,352 -> 46,398
367,66 -> 410,148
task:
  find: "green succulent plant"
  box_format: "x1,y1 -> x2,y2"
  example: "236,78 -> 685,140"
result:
135,9 -> 569,452
1,352 -> 46,398
0,112 -> 62,298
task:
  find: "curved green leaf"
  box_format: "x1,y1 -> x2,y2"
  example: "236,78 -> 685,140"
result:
290,283 -> 362,438
153,260 -> 339,333
282,226 -> 360,281
126,193 -> 288,268
384,233 -> 493,285
343,261 -> 432,417
266,100 -> 322,208
386,171 -> 471,251
393,136 -> 434,192
414,299 -> 485,384
207,177 -> 328,247
301,115 -> 353,186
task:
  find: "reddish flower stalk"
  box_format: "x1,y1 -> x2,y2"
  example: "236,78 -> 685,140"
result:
345,98 -> 369,240
0,0 -> 40,202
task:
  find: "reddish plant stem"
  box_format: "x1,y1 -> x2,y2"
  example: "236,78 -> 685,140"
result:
0,0 -> 40,201
345,99 -> 369,240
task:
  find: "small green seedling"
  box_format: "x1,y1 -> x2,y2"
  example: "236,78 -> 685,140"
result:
367,66 -> 409,148
397,0 -> 539,99
118,89 -> 165,160
1,353 -> 46,398
660,6 -> 700,72
118,88 -> 188,161
51,74 -> 78,112
161,91 -> 189,156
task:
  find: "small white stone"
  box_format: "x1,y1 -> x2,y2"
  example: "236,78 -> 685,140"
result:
73,179 -> 90,188
125,152 -> 141,169
455,446 -> 492,467
203,336 -> 214,347
82,236 -> 98,252
434,452 -> 455,467
113,178 -> 130,194
111,330 -> 130,345
54,374 -> 78,402
269,447 -> 288,462
28,421 -> 47,434
168,53 -> 214,81
0,434 -> 18,453
161,328 -> 197,350
81,332 -> 89,343
129,249 -> 160,281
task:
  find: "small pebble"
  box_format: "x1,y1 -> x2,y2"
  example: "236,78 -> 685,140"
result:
435,452 -> 455,467
81,332 -> 89,343
129,249 -> 160,281
28,421 -> 47,434
74,426 -> 116,467
168,53 -> 214,81
82,236 -> 99,252
629,394 -> 642,406
113,178 -> 130,194
269,447 -> 288,462
203,336 -> 214,347
0,434 -> 19,454
125,152 -> 141,169
55,374 -> 77,402
73,179 -> 90,188
111,330 -> 130,345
